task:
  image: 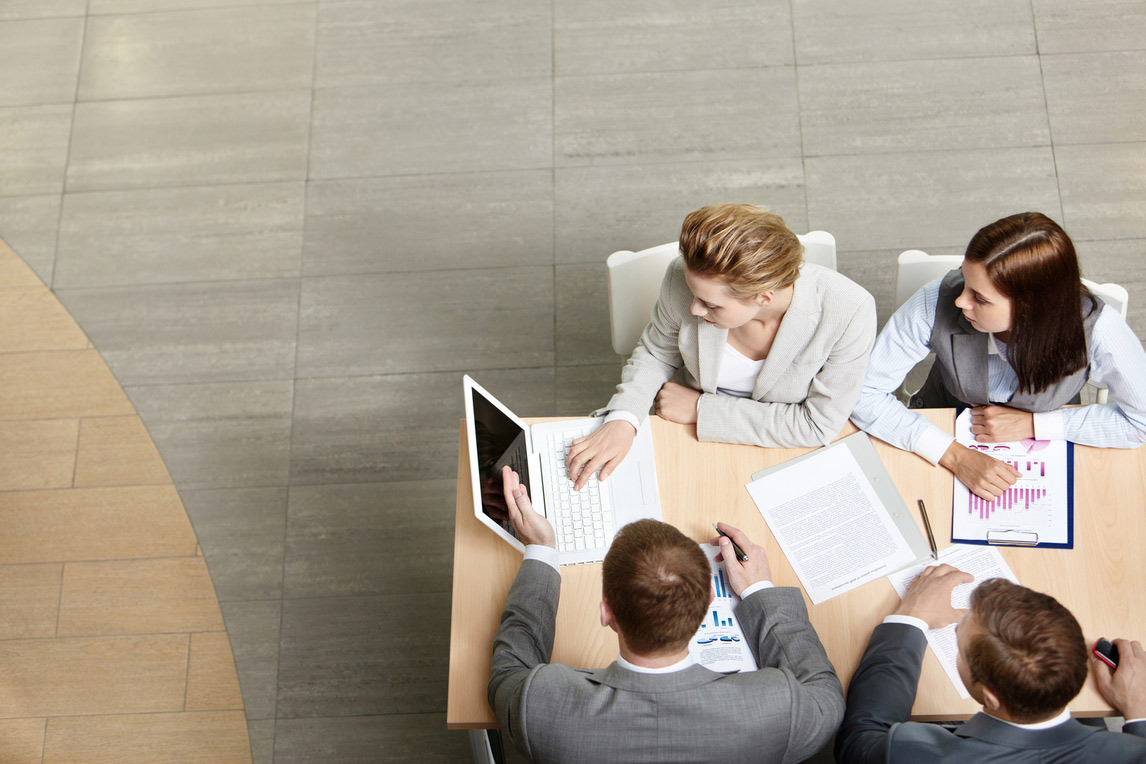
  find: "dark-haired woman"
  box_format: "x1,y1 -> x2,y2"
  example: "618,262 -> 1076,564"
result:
851,212 -> 1146,500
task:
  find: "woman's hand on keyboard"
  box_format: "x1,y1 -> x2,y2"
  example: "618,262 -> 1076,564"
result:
565,420 -> 636,491
502,466 -> 556,548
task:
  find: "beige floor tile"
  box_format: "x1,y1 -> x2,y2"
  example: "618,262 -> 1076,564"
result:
74,415 -> 170,488
0,634 -> 188,717
0,563 -> 62,639
0,287 -> 90,352
0,718 -> 46,761
58,557 -> 223,637
0,350 -> 134,420
0,238 -> 42,287
186,632 -> 243,711
0,485 -> 197,564
0,418 -> 78,491
44,711 -> 251,764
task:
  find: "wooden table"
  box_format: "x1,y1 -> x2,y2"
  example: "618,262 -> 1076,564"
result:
448,411 -> 1146,727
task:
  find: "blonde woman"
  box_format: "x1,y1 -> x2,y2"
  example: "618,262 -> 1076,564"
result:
567,203 -> 877,488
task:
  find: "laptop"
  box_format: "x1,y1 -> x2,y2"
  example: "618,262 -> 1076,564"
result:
463,374 -> 663,565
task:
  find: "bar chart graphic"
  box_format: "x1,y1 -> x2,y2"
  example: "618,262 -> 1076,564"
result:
967,459 -> 1054,521
689,545 -> 758,671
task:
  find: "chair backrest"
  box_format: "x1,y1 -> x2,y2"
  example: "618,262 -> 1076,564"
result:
1082,278 -> 1129,320
894,250 -> 964,310
606,232 -> 837,356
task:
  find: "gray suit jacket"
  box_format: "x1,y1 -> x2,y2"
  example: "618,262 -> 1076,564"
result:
836,622 -> 1146,764
489,559 -> 844,764
604,259 -> 876,447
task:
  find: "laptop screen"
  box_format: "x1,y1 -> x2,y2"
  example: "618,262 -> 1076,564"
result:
469,385 -> 533,540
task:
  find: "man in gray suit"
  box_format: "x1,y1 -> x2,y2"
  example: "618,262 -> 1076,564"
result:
836,565 -> 1146,764
488,466 -> 843,764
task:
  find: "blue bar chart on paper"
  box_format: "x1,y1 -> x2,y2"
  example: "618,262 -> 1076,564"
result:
689,545 -> 757,672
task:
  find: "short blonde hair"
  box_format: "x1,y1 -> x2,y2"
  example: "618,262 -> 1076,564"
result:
679,204 -> 803,299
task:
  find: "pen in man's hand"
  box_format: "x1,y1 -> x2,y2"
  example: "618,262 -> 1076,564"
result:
917,499 -> 939,562
712,523 -> 749,563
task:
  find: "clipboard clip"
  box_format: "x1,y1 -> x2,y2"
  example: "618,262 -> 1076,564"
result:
986,529 -> 1039,546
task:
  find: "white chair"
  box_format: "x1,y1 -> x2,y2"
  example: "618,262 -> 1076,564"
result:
893,250 -> 1130,404
606,231 -> 837,357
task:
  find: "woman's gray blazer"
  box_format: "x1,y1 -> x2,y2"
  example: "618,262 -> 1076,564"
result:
604,258 -> 877,448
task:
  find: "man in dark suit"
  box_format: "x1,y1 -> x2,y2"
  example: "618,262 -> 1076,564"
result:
488,466 -> 843,764
836,564 -> 1146,763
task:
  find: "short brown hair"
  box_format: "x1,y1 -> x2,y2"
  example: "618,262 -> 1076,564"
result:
964,212 -> 1093,394
678,203 -> 803,300
966,579 -> 1088,722
602,520 -> 710,655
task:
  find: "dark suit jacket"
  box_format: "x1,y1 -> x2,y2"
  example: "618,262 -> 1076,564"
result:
488,559 -> 844,764
836,622 -> 1146,764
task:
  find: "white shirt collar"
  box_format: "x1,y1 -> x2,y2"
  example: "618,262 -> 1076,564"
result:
616,652 -> 695,674
991,707 -> 1072,730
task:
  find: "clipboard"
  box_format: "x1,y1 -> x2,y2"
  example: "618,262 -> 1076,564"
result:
750,431 -> 935,568
950,410 -> 1074,549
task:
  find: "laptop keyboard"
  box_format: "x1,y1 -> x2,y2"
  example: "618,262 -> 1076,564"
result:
545,429 -> 615,554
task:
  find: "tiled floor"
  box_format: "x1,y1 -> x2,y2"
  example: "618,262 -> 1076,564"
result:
0,1 -> 1143,762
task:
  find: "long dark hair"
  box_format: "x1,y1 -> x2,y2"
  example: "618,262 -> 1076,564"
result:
964,212 -> 1092,394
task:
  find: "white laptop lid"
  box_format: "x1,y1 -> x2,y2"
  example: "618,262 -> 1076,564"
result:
463,374 -> 535,553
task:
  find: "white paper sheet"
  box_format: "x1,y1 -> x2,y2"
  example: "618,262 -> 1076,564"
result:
887,544 -> 1019,698
952,409 -> 1071,546
745,443 -> 917,605
687,544 -> 757,673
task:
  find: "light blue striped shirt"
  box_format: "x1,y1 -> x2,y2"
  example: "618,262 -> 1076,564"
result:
851,278 -> 1146,464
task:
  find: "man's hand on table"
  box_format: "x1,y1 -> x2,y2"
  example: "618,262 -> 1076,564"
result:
710,522 -> 771,596
501,465 -> 556,548
1093,638 -> 1146,721
894,564 -> 972,630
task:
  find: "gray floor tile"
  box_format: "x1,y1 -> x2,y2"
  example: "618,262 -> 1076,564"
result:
125,380 -> 294,490
0,17 -> 83,107
555,263 -> 613,366
1032,0 -> 1146,54
308,80 -> 552,179
56,279 -> 299,385
554,158 -> 808,264
55,182 -> 304,288
0,194 -> 60,284
296,267 -> 553,378
67,91 -> 311,192
273,714 -> 472,764
284,480 -> 456,598
1057,143 -> 1146,242
181,487 -> 288,602
805,147 -> 1061,252
290,368 -> 555,485
1077,239 -> 1146,338
220,599 -> 282,722
302,171 -> 554,276
316,0 -> 550,88
800,56 -> 1049,156
555,67 -> 800,167
276,592 -> 451,717
556,363 -> 623,415
246,719 -> 274,764
78,5 -> 315,102
90,0 -> 310,11
1043,52 -> 1146,145
792,0 -> 1035,64
0,104 -> 72,197
555,0 -> 792,75
0,0 -> 86,19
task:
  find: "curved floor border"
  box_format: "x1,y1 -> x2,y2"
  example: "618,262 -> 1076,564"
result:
0,239 -> 251,763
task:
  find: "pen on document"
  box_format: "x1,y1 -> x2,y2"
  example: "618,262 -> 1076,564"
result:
917,499 -> 939,562
712,523 -> 749,563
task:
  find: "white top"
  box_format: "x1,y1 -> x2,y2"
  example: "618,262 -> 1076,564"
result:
606,342 -> 767,430
851,277 -> 1146,465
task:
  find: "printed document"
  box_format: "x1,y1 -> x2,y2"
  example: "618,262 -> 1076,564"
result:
888,544 -> 1019,698
952,409 -> 1072,547
745,438 -> 920,605
687,544 -> 757,673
